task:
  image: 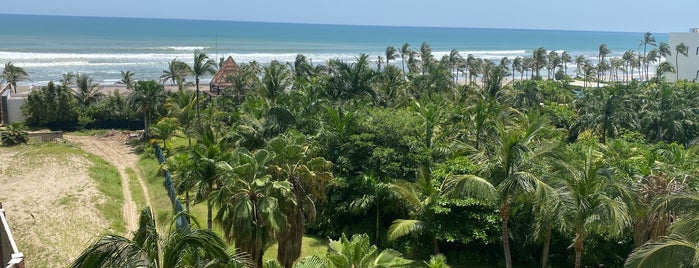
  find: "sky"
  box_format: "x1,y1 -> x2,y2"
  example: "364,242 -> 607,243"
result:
3,0 -> 698,33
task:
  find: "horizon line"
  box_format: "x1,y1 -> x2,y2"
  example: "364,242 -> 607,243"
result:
0,13 -> 667,35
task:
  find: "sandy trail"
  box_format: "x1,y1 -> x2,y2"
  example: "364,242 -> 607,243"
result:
0,144 -> 110,266
65,134 -> 154,232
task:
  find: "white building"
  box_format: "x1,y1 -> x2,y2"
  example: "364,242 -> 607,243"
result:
666,28 -> 699,82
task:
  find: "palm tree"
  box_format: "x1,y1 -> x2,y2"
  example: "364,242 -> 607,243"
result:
190,125 -> 231,230
640,32 -> 657,81
164,90 -> 196,146
431,111 -> 557,268
625,194 -> 699,267
658,42 -> 672,61
561,51 -> 572,75
326,233 -> 412,268
400,43 -> 410,74
128,80 -> 166,138
547,51 -> 560,79
327,54 -> 377,101
191,50 -> 217,128
557,145 -> 630,268
160,58 -> 192,86
73,74 -> 103,107
533,47 -> 548,79
213,148 -> 294,268
655,62 -> 675,81
70,207 -> 245,267
2,62 -> 29,93
512,56 -> 523,82
674,42 -> 688,81
120,70 -> 136,90
385,45 -> 398,67
622,50 -> 636,83
448,49 -> 464,83
260,60 -> 292,105
419,42 -> 434,74
60,72 -> 75,87
268,134 -> 333,268
575,55 -> 587,78
598,44 -> 611,85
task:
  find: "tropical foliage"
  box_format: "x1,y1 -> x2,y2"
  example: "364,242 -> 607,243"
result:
55,32 -> 699,267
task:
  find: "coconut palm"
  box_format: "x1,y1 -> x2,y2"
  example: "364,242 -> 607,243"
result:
625,193 -> 699,267
674,42 -> 688,81
422,110 -> 557,268
120,70 -> 136,90
598,44 -> 611,85
160,58 -> 192,86
128,80 -> 166,138
70,207 -> 245,268
547,51 -> 560,79
164,90 -> 196,146
191,50 -> 217,128
400,43 -> 410,74
61,72 -> 76,87
658,42 -> 672,61
448,49 -> 464,83
73,74 -> 103,107
213,148 -> 294,268
561,51 -> 572,75
533,47 -> 548,79
575,55 -> 587,78
260,60 -> 292,105
640,32 -> 657,81
512,56 -> 523,81
557,145 -> 631,268
190,125 -> 232,230
622,50 -> 636,83
348,174 -> 392,244
655,62 -> 675,82
327,54 -> 377,101
2,62 -> 29,93
385,45 -> 398,67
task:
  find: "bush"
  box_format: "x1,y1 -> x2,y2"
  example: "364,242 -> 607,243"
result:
1,123 -> 28,146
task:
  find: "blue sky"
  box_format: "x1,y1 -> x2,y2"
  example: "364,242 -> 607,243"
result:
4,0 -> 697,33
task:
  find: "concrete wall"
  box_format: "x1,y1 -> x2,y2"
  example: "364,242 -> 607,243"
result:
1,90 -> 26,125
666,32 -> 699,82
28,131 -> 63,142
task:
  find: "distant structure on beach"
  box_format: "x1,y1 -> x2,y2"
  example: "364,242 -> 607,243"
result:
666,28 -> 699,82
209,56 -> 241,96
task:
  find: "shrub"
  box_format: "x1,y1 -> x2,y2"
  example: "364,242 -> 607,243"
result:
1,122 -> 28,146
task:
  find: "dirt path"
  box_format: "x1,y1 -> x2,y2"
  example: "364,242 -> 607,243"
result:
65,134 -> 154,233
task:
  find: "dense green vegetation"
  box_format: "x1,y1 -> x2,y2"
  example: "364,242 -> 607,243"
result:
11,34 -> 699,267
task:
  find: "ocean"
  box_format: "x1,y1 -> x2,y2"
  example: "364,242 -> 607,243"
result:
0,14 -> 668,85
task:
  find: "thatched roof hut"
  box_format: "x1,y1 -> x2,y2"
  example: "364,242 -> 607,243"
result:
209,56 -> 241,95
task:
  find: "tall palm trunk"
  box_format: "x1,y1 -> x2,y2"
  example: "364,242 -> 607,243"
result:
501,201 -> 513,268
196,78 -> 201,129
676,54 -> 680,81
573,234 -> 584,268
278,184 -> 305,268
278,207 -> 304,268
376,201 -> 380,244
541,224 -> 552,268
207,199 -> 213,230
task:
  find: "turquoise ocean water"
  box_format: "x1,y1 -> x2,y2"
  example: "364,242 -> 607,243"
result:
0,14 -> 668,85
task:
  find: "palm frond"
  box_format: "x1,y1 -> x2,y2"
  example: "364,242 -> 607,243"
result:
441,174 -> 497,203
387,219 -> 427,241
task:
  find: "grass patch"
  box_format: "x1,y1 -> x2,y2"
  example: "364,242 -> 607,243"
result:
85,152 -> 127,234
263,235 -> 329,261
136,154 -> 173,231
126,167 -> 146,208
58,194 -> 78,206
69,129 -> 110,136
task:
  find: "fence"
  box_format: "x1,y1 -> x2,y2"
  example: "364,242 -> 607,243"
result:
153,144 -> 189,230
0,203 -> 24,268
